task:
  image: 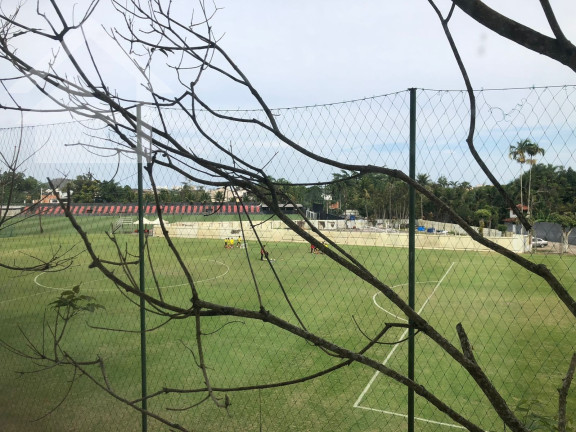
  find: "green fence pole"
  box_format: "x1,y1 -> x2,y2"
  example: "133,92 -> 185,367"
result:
136,105 -> 148,432
408,88 -> 417,432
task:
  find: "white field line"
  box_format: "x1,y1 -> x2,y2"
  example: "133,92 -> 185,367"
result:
372,281 -> 440,323
34,272 -> 110,291
353,262 -> 457,422
0,259 -> 231,305
161,260 -> 230,288
0,290 -> 50,305
355,405 -> 466,429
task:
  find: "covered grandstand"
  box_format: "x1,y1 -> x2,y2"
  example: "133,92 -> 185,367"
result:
23,202 -> 262,216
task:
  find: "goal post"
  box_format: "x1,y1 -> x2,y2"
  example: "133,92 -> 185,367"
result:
305,209 -> 317,220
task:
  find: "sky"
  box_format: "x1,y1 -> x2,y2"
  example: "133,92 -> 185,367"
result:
1,0 -> 576,126
1,1 -> 576,188
207,0 -> 576,107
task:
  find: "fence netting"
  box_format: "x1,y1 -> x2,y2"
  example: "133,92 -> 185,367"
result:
0,86 -> 575,432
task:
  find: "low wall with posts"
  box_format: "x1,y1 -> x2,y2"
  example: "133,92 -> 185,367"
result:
157,220 -> 527,253
0,206 -> 24,217
415,219 -> 503,237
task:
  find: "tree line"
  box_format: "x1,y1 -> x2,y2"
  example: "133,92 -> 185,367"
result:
3,162 -> 575,229
278,163 -> 576,228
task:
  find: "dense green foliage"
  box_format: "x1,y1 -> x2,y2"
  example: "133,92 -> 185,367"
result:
0,171 -> 41,205
269,164 -> 576,226
318,165 -> 576,226
3,165 -> 576,228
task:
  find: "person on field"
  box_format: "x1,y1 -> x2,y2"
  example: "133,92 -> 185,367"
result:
260,245 -> 269,261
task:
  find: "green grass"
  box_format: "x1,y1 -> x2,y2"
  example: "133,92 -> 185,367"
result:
0,216 -> 575,431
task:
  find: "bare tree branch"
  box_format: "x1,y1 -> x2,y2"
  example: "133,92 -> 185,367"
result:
451,0 -> 576,71
558,353 -> 576,432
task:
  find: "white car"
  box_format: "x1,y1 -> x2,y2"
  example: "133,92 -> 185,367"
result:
532,237 -> 548,248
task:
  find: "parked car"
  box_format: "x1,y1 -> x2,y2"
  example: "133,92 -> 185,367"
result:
532,237 -> 548,247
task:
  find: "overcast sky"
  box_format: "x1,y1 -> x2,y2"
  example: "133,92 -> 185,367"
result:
1,1 -> 576,187
1,0 -> 576,127
208,0 -> 576,107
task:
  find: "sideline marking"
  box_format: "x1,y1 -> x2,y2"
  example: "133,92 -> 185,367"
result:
353,262 -> 459,428
355,405 -> 467,429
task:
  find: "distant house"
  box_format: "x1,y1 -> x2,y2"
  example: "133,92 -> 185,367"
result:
503,204 -> 529,223
34,178 -> 72,204
210,187 -> 248,202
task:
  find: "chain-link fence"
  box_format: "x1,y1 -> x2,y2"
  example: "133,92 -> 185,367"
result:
1,86 -> 575,432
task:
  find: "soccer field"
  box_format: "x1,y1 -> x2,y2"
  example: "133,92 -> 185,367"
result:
0,216 -> 574,431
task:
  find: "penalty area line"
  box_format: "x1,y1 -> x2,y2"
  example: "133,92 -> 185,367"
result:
373,281 -> 442,323
353,263 -> 456,419
355,405 -> 467,430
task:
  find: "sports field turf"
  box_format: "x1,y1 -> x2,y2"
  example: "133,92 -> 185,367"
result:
0,215 -> 574,431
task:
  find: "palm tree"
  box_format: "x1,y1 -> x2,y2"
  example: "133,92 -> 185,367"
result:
510,139 -> 545,250
331,170 -> 353,213
416,173 -> 430,219
524,141 -> 545,217
509,139 -> 544,216
509,140 -> 527,210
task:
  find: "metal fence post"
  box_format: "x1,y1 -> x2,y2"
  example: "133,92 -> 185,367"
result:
408,88 -> 417,432
136,105 -> 148,432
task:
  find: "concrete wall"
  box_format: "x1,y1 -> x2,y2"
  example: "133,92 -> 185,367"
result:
0,206 -> 24,217
532,221 -> 576,245
415,219 -> 503,237
158,220 -> 527,253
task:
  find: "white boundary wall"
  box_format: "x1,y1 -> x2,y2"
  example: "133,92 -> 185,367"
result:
156,220 -> 527,253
